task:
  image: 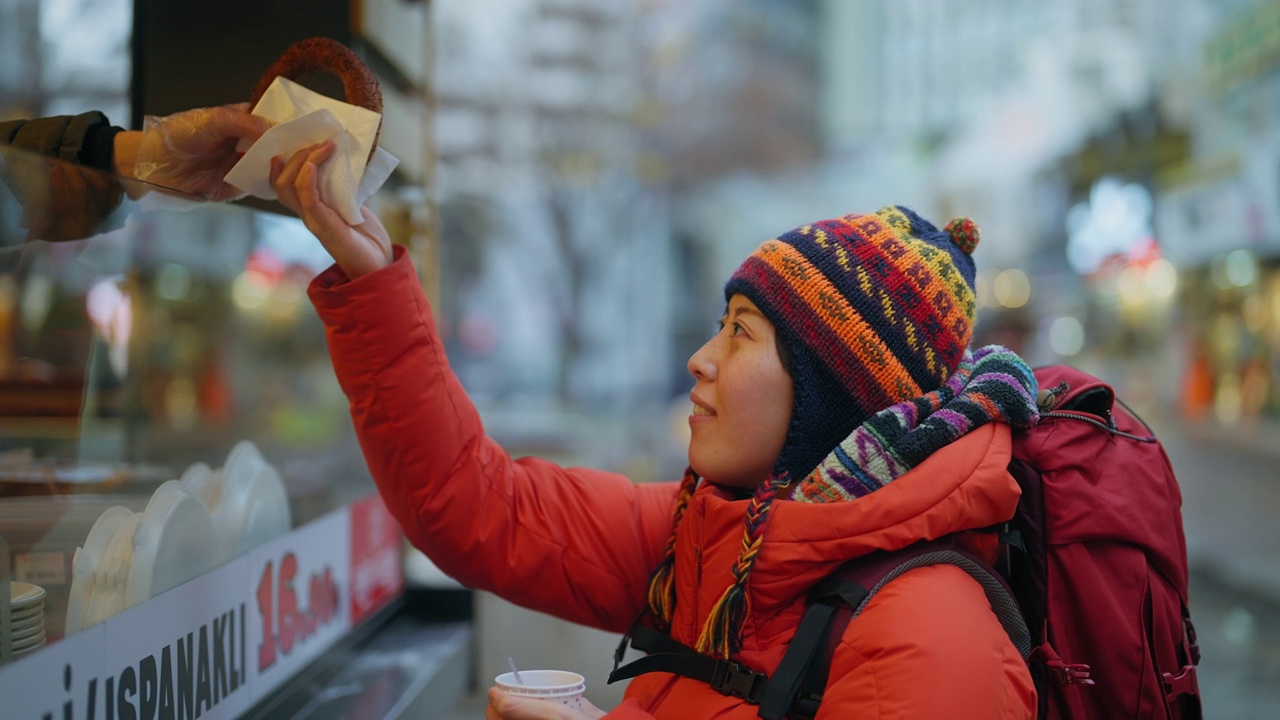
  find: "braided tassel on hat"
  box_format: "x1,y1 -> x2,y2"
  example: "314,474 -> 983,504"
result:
645,468 -> 699,629
696,473 -> 789,658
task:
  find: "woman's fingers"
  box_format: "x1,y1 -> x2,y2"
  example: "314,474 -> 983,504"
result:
271,148 -> 308,211
269,141 -> 391,279
306,140 -> 336,167
486,689 -> 594,720
294,158 -> 338,229
275,141 -> 335,213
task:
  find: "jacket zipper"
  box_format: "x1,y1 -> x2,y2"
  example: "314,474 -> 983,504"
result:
693,498 -> 705,640
693,543 -> 703,624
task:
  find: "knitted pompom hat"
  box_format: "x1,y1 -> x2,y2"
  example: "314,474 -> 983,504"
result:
724,205 -> 980,483
647,206 -> 982,659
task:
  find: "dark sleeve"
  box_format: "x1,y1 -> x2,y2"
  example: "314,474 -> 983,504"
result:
0,112 -> 124,171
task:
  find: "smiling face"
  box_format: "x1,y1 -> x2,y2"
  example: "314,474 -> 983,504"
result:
686,294 -> 794,490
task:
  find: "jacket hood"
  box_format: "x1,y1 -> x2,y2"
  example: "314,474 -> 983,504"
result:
673,421 -> 1018,654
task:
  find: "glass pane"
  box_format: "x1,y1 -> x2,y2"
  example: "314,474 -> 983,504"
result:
0,145 -> 375,659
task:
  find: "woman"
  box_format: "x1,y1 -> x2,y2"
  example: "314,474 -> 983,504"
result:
276,140 -> 1039,719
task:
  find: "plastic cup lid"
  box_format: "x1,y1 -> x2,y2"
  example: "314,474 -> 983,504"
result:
494,670 -> 585,697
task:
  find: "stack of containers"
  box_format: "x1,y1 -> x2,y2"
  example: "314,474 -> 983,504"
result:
9,581 -> 46,658
64,440 -> 292,636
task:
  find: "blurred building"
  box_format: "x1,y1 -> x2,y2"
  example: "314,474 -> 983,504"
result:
631,0 -> 824,396
0,0 -> 132,124
1154,0 -> 1280,425
677,0 -> 1267,422
431,0 -> 828,424
432,0 -> 674,420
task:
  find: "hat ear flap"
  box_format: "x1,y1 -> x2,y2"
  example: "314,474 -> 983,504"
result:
944,217 -> 980,255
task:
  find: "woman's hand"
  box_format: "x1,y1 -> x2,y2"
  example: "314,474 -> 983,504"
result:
269,141 -> 393,279
485,688 -> 607,720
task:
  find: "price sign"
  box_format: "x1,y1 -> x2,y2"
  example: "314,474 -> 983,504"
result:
348,493 -> 403,625
0,498 -> 394,715
101,560 -> 253,720
246,509 -> 350,694
255,552 -> 341,671
2,624 -> 103,720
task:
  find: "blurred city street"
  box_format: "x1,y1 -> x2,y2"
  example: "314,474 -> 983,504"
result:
1156,416 -> 1280,718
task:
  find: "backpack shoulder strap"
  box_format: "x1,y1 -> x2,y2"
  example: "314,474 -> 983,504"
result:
609,540 -> 1031,720
765,540 -> 1033,720
608,623 -> 770,703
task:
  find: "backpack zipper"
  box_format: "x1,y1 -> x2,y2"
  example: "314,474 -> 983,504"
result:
1041,409 -> 1159,442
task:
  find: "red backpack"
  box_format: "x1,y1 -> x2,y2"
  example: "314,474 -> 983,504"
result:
1004,365 -> 1201,718
610,365 -> 1203,719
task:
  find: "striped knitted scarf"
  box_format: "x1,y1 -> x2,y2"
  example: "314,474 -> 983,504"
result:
790,344 -> 1040,502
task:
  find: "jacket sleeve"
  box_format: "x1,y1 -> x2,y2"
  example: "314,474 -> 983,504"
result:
0,112 -> 122,170
817,564 -> 1036,719
308,248 -> 679,633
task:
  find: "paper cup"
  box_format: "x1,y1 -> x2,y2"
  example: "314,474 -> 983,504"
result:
495,670 -> 586,710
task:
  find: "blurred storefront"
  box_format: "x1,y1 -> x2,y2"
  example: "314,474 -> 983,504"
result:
1153,0 -> 1280,426
0,3 -> 467,718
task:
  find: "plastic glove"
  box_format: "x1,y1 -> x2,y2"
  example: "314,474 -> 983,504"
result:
269,140 -> 392,279
485,688 -> 608,720
131,103 -> 270,201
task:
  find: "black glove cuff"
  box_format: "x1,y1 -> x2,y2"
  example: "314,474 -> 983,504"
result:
79,121 -> 125,172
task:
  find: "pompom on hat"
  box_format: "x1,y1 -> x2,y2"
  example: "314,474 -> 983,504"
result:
647,205 -> 986,659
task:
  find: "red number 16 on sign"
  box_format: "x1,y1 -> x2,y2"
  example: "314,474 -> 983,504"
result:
256,552 -> 341,672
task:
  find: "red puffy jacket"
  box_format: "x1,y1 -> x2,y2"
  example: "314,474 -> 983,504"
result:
309,250 -> 1036,719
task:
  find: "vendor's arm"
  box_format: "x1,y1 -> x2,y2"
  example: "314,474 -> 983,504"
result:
293,145 -> 676,633
0,112 -> 123,169
1,106 -> 268,199
1,106 -> 267,242
0,113 -> 124,241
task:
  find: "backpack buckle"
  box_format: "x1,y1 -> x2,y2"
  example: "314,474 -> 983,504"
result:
1162,664 -> 1198,700
1048,660 -> 1095,687
710,661 -> 768,702
1032,642 -> 1095,687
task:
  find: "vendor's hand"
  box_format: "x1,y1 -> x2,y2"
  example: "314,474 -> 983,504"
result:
123,103 -> 270,201
270,140 -> 392,279
486,688 -> 607,720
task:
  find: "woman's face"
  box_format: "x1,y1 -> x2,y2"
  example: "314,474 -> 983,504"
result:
687,294 -> 793,489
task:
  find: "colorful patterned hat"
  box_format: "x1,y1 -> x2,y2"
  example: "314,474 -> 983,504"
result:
724,205 -> 980,482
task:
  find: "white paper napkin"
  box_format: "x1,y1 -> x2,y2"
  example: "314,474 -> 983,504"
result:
224,76 -> 399,225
